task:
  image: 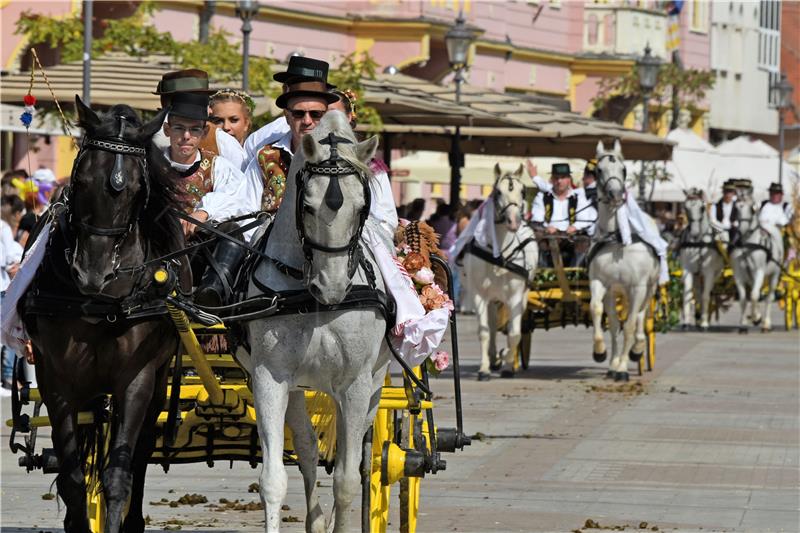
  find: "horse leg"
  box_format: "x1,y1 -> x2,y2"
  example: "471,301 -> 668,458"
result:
501,295 -> 525,378
699,268 -> 713,331
762,272 -> 779,332
285,391 -> 325,533
103,364 -> 160,533
122,362 -> 170,533
475,295 -> 492,380
590,279 -> 608,363
750,268 -> 766,326
617,287 -> 648,382
681,269 -> 695,330
47,394 -> 91,533
332,375 -> 373,533
253,368 -> 289,533
487,301 -> 501,370
605,293 -> 619,378
630,283 -> 654,360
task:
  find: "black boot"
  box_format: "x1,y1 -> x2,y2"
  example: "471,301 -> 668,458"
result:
194,238 -> 246,308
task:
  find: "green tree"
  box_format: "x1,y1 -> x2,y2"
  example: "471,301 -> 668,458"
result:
592,63 -> 715,131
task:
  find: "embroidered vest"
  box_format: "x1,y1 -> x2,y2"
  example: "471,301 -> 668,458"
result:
256,144 -> 292,213
544,193 -> 577,224
178,149 -> 215,212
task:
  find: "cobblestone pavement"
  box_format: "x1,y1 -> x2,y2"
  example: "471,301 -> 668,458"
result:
2,307 -> 798,532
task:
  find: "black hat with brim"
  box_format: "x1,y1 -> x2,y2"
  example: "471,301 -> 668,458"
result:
274,56 -> 333,85
276,80 -> 339,109
550,163 -> 572,176
169,92 -> 209,122
768,182 -> 783,193
722,181 -> 736,192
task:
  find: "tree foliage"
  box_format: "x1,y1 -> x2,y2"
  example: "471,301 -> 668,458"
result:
592,62 -> 716,130
15,1 -> 381,130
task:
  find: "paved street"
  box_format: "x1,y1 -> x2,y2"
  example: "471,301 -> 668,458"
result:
2,308 -> 798,532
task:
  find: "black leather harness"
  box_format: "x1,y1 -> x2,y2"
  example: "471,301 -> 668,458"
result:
465,238 -> 533,280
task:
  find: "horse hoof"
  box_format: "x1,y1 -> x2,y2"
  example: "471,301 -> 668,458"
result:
593,351 -> 607,363
477,372 -> 491,382
738,327 -> 749,335
614,372 -> 630,382
500,369 -> 515,379
752,317 -> 762,326
489,360 -> 503,372
604,370 -> 614,379
628,350 -> 643,362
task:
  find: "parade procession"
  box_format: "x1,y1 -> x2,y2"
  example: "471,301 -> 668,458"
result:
0,2 -> 798,533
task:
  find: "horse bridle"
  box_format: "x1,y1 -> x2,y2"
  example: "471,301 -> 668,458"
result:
67,115 -> 150,273
595,153 -> 626,204
294,133 -> 371,279
492,173 -> 523,224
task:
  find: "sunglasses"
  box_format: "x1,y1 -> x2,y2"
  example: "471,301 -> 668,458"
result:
169,124 -> 205,137
288,109 -> 326,120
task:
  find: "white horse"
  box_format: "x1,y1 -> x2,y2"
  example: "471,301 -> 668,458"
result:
678,189 -> 726,330
589,140 -> 660,381
246,112 -> 389,532
463,164 -> 538,380
730,193 -> 784,332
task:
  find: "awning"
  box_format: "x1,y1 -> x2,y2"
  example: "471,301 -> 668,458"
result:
360,73 -> 674,161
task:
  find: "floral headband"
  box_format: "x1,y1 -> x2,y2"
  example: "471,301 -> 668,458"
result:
332,88 -> 357,116
210,89 -> 256,116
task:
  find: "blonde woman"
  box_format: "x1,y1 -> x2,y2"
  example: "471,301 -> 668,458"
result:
209,88 -> 255,146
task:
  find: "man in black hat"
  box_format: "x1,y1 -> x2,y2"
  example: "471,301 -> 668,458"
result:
161,92 -> 257,307
758,182 -> 792,230
243,56 -> 338,214
153,69 -> 247,171
530,163 -> 592,266
712,180 -> 739,243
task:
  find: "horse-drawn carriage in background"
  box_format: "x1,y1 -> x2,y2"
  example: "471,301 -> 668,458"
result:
5,104 -> 470,533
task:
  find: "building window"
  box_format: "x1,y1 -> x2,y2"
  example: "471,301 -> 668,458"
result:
690,0 -> 709,32
587,14 -> 599,45
758,0 -> 781,105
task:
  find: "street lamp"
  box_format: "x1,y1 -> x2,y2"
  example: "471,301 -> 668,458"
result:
636,43 -> 661,207
445,11 -> 476,206
236,0 -> 259,92
771,73 -> 794,188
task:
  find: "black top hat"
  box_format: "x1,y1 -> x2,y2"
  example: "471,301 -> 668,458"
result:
768,182 -> 783,194
722,180 -> 736,192
276,79 -> 339,109
550,163 -> 572,176
274,56 -> 336,89
169,92 -> 209,122
154,69 -> 215,95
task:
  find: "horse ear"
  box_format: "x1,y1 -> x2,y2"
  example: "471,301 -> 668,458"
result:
138,107 -> 169,143
75,95 -> 101,132
613,139 -> 622,155
302,134 -> 323,163
514,164 -> 524,178
494,163 -> 502,180
354,135 -> 379,164
596,140 -> 605,156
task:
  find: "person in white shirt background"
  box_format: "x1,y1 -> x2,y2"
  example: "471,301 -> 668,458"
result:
530,163 -> 593,267
0,202 -> 23,396
758,182 -> 792,230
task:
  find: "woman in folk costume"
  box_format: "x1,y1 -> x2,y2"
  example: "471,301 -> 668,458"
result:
209,88 -> 255,147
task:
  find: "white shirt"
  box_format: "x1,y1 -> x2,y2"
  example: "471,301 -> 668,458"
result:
244,116 -> 289,163
758,201 -> 791,229
713,199 -> 736,230
573,186 -> 598,235
531,189 -> 593,232
164,149 -> 258,224
0,220 -> 23,292
153,120 -> 247,171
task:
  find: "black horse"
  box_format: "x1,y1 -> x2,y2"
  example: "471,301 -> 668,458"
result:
21,97 -> 188,533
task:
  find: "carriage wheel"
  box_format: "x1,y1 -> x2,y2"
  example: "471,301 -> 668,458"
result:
366,407 -> 393,533
646,297 -> 656,372
399,413 -> 423,533
519,332 -> 532,370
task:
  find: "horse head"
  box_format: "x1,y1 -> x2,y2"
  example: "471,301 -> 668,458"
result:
298,110 -> 378,305
492,163 -> 527,232
683,188 -> 708,240
735,193 -> 758,236
595,139 -> 627,208
70,97 -> 167,296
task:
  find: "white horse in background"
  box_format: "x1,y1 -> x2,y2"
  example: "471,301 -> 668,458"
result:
730,193 -> 784,332
678,189 -> 726,330
588,140 -> 660,381
247,112 -> 389,532
462,164 -> 538,380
